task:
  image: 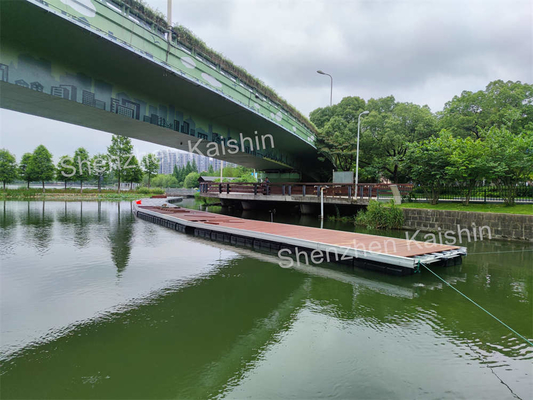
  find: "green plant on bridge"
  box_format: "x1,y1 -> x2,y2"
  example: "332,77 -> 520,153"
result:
108,0 -> 317,135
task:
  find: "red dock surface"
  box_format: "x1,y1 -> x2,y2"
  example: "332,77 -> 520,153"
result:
137,205 -> 461,259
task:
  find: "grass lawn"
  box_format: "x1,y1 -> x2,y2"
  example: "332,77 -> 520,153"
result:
398,202 -> 533,215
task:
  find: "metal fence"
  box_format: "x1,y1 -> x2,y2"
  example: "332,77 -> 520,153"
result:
408,183 -> 533,203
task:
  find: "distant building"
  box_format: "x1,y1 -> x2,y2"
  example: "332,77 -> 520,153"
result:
154,149 -> 237,175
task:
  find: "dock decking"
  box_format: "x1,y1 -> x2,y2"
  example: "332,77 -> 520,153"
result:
133,200 -> 466,275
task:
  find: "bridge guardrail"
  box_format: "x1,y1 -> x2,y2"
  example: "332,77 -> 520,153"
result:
199,182 -> 413,200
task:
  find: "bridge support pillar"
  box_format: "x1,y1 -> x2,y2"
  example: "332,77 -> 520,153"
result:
300,203 -> 319,215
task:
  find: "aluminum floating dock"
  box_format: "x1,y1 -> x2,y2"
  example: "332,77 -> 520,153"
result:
133,200 -> 466,275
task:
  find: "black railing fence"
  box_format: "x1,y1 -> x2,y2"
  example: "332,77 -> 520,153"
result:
408,183 -> 533,203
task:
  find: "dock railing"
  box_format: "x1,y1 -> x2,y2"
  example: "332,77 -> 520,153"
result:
198,182 -> 413,200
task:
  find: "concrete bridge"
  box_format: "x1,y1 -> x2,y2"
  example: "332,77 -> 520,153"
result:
0,0 -> 333,180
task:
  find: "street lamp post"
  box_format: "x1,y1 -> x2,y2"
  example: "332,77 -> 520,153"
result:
317,70 -> 333,106
167,0 -> 172,25
355,110 -> 369,199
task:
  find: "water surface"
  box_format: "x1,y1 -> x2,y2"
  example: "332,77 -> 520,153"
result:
1,200 -> 531,399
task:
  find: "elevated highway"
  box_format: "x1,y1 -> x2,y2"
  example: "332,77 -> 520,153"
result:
0,0 -> 333,180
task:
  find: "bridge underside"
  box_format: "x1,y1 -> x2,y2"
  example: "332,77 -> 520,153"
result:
1,82 -> 283,170
0,0 -> 332,180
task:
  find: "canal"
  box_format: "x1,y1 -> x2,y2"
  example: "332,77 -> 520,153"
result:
1,200 -> 531,399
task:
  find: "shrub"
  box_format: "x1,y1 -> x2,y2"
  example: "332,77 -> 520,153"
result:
184,172 -> 201,188
136,187 -> 165,195
355,200 -> 404,230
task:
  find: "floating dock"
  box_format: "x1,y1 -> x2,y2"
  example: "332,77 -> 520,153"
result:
133,199 -> 466,275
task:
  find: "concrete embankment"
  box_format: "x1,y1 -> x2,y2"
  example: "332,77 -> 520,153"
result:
402,208 -> 533,242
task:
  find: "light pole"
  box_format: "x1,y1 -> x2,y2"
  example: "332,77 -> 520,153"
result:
355,110 -> 369,198
317,70 -> 333,106
167,0 -> 172,25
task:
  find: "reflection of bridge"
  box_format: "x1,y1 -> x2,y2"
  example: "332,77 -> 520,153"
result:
0,0 -> 333,180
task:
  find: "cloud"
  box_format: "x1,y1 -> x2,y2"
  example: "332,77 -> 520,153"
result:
167,0 -> 531,113
1,0 -> 530,158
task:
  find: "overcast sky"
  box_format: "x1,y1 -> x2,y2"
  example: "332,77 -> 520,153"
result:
1,0 -> 531,160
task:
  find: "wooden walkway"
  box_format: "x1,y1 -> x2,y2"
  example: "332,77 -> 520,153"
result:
134,201 -> 466,275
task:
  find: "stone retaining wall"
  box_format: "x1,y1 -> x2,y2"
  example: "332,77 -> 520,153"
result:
402,208 -> 533,242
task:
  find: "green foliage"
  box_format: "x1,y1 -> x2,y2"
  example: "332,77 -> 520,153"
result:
124,155 -> 143,187
119,0 -> 167,27
56,155 -> 75,187
0,149 -> 18,189
311,96 -> 438,182
484,127 -> 533,205
27,145 -> 55,192
404,131 -> 455,204
355,200 -> 404,229
142,153 -> 159,187
107,135 -> 134,192
173,161 -> 196,186
311,96 -> 367,171
361,98 -> 438,183
439,80 -> 533,139
151,174 -> 179,188
73,147 -> 91,191
194,192 -> 220,205
136,186 -> 165,195
108,0 -> 317,134
232,174 -> 257,183
172,25 -> 316,135
91,153 -> 111,191
445,136 -> 493,205
184,172 -> 201,188
18,153 -> 34,188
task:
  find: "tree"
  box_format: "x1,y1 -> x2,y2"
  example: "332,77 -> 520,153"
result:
19,153 -> 34,188
0,149 -> 18,189
484,127 -> 533,205
311,96 -> 367,172
446,137 -> 493,205
27,145 -> 55,193
56,155 -> 76,189
124,156 -> 143,189
360,98 -> 438,183
141,153 -> 159,187
439,80 -> 533,138
73,147 -> 91,193
91,153 -> 110,193
310,96 -> 438,182
207,163 -> 215,175
107,135 -> 134,193
184,172 -> 200,188
151,174 -> 179,188
404,131 -> 455,204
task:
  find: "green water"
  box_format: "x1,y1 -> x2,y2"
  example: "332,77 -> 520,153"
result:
1,200 -> 531,399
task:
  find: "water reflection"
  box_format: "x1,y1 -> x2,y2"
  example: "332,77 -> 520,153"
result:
0,201 -> 17,257
0,200 -> 531,399
24,201 -> 54,255
106,202 -> 135,276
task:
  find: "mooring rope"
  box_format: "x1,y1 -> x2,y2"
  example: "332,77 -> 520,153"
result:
466,249 -> 533,256
419,261 -> 533,347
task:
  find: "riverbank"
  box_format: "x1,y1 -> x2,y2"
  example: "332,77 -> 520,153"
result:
398,202 -> 533,215
401,207 -> 533,241
0,188 -> 164,201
